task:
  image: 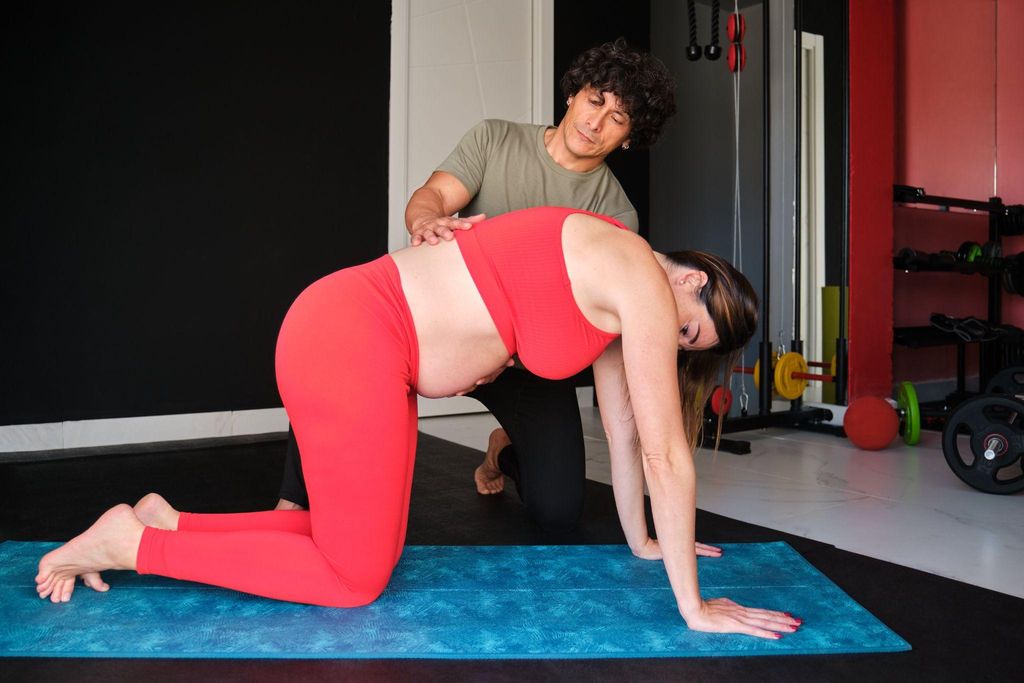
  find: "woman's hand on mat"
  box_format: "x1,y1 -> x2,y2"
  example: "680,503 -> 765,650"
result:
684,597 -> 801,639
695,542 -> 723,557
632,537 -> 662,560
633,538 -> 723,560
410,213 -> 486,246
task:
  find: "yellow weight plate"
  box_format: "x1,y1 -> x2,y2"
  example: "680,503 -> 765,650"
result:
774,352 -> 808,400
752,357 -> 778,392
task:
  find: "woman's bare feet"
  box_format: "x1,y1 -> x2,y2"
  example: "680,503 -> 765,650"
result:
133,492 -> 180,530
35,504 -> 144,604
474,428 -> 510,494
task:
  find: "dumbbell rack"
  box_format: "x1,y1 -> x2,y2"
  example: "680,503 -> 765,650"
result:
892,184 -> 1024,425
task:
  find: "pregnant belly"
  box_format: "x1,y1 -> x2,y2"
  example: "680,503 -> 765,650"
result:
414,331 -> 511,398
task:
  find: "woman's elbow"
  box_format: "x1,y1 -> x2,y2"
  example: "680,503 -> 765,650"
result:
641,449 -> 694,481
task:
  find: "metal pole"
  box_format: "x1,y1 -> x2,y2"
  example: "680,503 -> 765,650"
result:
835,0 -> 850,405
760,0 -> 773,414
793,0 -> 803,352
791,0 -> 804,412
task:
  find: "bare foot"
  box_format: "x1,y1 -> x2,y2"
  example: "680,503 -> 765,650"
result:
474,428 -> 509,495
36,504 -> 144,604
134,492 -> 180,531
275,499 -> 306,511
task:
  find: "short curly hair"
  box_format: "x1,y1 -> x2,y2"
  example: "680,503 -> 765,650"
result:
560,38 -> 677,149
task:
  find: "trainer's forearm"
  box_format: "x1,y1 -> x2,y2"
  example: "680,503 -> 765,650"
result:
643,450 -> 701,617
405,186 -> 447,233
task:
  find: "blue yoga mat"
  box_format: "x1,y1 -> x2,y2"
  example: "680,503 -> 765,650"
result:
0,541 -> 908,659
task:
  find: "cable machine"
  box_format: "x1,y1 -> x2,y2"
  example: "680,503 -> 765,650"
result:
687,0 -> 848,453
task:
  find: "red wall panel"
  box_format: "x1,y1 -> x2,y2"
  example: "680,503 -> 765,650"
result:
895,0 -> 996,198
998,0 -> 1024,326
849,0 -> 896,400
996,0 -> 1024,203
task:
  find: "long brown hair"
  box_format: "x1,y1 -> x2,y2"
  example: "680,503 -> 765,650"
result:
664,251 -> 759,452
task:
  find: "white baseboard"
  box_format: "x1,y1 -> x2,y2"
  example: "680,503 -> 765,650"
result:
0,408 -> 290,455
3,386 -> 597,456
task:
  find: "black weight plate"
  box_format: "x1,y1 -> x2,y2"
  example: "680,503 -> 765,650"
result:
1003,269 -> 1019,296
982,241 -> 1002,259
985,366 -> 1024,398
895,247 -> 917,268
942,395 -> 1024,494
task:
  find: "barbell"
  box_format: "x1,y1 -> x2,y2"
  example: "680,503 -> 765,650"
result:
735,352 -> 838,400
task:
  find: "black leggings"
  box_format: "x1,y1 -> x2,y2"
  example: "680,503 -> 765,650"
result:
278,368 -> 586,533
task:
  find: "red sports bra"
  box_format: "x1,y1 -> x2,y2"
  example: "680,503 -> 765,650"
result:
454,206 -> 628,380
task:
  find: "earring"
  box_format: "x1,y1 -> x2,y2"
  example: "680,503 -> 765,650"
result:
566,98 -> 571,105
621,142 -> 630,150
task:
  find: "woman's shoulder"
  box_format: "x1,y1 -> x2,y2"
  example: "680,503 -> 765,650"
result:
562,213 -> 659,298
563,212 -> 650,256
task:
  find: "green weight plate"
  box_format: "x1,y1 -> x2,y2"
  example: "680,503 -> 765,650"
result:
965,243 -> 983,263
898,381 -> 921,445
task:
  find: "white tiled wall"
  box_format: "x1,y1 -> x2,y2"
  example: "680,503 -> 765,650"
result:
406,0 -> 535,201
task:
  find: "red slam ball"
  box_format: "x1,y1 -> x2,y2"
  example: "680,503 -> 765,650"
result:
843,397 -> 898,450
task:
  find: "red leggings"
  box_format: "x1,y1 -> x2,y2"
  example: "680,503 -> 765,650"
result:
136,256 -> 420,606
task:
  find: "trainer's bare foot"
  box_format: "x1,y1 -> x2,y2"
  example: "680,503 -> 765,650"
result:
35,504 -> 144,604
475,428 -> 509,495
134,492 -> 180,531
275,498 -> 306,511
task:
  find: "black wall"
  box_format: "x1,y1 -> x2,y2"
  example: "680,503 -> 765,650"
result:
554,0 -> 653,238
1,2 -> 391,425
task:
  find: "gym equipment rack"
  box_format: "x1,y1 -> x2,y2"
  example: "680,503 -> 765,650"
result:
892,183 -> 1024,427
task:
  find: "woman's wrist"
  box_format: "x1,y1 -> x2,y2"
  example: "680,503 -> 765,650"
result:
629,536 -> 653,554
677,597 -> 705,621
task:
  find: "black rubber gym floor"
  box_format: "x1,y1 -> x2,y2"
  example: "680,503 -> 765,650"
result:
1,433 -> 1020,682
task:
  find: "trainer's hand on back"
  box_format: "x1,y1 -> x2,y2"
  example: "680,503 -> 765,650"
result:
410,213 -> 486,246
683,598 -> 801,639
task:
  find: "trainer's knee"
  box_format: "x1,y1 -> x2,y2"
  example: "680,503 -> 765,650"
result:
525,492 -> 583,534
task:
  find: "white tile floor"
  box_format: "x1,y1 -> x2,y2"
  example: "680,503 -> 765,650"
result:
419,407 -> 1024,599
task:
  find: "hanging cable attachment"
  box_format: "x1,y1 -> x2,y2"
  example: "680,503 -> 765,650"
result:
686,0 -> 702,61
705,0 -> 723,60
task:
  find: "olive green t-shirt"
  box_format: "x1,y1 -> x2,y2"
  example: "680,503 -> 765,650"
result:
436,119 -> 639,231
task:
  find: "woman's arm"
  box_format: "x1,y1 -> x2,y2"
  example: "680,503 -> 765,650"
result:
610,242 -> 795,638
609,246 -> 701,620
593,340 -> 657,558
593,341 -> 722,561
